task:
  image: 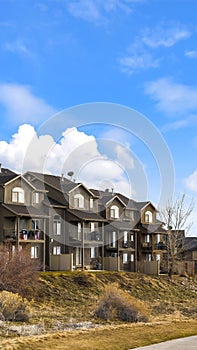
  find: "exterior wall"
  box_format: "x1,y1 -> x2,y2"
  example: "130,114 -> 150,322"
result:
106,198 -> 124,220
138,261 -> 160,275
177,261 -> 195,276
69,186 -> 98,212
50,253 -> 73,271
141,204 -> 156,224
104,256 -> 119,271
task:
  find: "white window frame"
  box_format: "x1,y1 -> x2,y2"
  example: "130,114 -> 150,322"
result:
145,234 -> 150,243
123,253 -> 128,264
123,231 -> 128,243
53,246 -> 61,255
157,234 -> 160,244
90,247 -> 95,258
110,231 -> 116,248
90,198 -> 94,209
53,215 -> 61,235
77,222 -> 82,240
90,222 -> 95,232
74,194 -> 84,209
76,247 -> 82,265
156,254 -> 160,261
33,192 -> 40,204
145,211 -> 153,223
130,253 -> 134,262
31,246 -> 38,259
32,219 -> 40,230
110,205 -> 119,219
130,233 -> 134,242
12,187 -> 24,203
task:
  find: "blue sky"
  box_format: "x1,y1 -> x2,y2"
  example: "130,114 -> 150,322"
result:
0,0 -> 197,232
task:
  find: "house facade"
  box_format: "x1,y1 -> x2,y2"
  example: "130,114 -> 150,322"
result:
0,166 -> 170,275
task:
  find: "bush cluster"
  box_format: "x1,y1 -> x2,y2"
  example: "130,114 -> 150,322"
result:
0,291 -> 31,322
95,283 -> 149,323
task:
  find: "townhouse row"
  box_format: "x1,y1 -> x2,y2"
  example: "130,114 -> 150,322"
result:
0,165 -> 168,274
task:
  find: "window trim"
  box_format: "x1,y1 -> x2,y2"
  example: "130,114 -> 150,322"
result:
12,187 -> 24,203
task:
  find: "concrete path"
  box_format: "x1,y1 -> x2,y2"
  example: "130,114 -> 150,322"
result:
133,335 -> 197,350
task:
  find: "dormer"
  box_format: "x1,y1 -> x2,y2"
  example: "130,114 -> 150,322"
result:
103,195 -> 126,220
69,183 -> 98,211
139,202 -> 157,224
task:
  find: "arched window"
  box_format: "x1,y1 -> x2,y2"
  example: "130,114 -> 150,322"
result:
74,194 -> 84,209
110,205 -> 119,219
12,187 -> 24,203
145,211 -> 153,223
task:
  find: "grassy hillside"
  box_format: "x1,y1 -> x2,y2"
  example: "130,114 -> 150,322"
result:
1,271 -> 197,350
32,271 -> 197,326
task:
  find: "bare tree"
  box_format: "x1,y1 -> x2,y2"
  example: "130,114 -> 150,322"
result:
0,245 -> 40,298
160,194 -> 194,278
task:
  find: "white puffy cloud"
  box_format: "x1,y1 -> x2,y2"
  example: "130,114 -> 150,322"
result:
185,170 -> 197,192
67,0 -> 135,23
185,50 -> 197,59
0,124 -> 136,196
142,25 -> 191,48
145,78 -> 197,116
119,53 -> 160,74
0,83 -> 55,124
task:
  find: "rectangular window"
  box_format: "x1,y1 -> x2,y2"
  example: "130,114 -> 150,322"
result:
156,254 -> 160,261
90,247 -> 95,258
157,234 -> 160,243
123,231 -> 128,243
110,231 -> 116,248
77,222 -> 82,240
123,253 -> 128,264
31,246 -> 38,259
90,222 -> 95,232
130,253 -> 134,262
146,253 -> 152,262
76,247 -> 82,265
90,198 -> 94,209
145,234 -> 150,243
32,219 -> 40,230
53,215 -> 61,235
53,246 -> 61,255
33,192 -> 39,204
130,233 -> 134,242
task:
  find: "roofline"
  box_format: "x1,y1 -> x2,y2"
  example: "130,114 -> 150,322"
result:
105,194 -> 127,207
68,182 -> 97,197
2,203 -> 49,218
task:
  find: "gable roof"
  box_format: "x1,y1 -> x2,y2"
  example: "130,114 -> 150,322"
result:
0,168 -> 18,185
184,237 -> 197,251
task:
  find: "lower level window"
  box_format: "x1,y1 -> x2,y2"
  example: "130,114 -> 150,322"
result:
31,246 -> 38,259
123,253 -> 128,264
53,246 -> 61,255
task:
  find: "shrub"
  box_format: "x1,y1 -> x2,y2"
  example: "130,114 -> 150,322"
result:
0,245 -> 40,299
0,291 -> 31,322
94,283 -> 149,323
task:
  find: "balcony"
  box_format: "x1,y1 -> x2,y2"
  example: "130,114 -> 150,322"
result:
121,241 -> 135,249
3,229 -> 44,242
69,231 -> 103,245
141,242 -> 152,251
154,243 -> 167,251
3,229 -> 17,241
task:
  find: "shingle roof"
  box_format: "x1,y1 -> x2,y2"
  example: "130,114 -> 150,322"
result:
0,168 -> 18,185
2,203 -> 49,217
184,237 -> 197,251
67,209 -> 107,222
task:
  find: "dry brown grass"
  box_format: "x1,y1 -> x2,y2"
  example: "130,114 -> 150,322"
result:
1,319 -> 197,350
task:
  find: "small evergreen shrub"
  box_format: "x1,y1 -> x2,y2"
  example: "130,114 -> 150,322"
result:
0,291 -> 31,322
95,283 -> 149,322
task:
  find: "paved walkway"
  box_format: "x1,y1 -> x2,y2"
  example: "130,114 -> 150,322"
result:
133,336 -> 197,350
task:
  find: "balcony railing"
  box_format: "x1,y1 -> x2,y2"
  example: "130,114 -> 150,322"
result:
20,229 -> 44,240
69,231 -> 102,243
3,229 -> 44,241
141,242 -> 152,250
154,243 -> 167,251
3,229 -> 17,240
121,241 -> 135,249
